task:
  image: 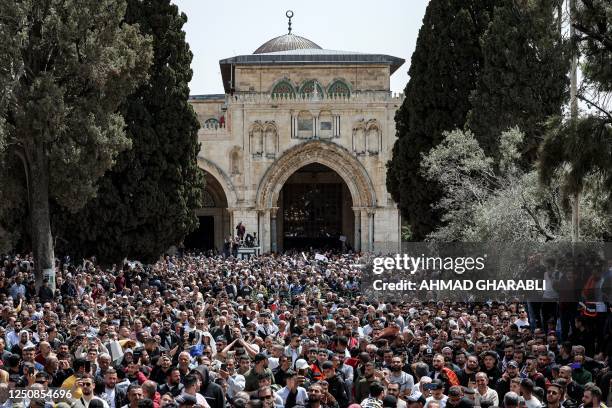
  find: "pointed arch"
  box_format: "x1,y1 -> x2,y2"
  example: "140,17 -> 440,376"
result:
271,78 -> 296,98
352,119 -> 366,154
327,79 -> 351,97
256,140 -> 376,210
249,121 -> 264,155
196,157 -> 238,207
299,79 -> 324,97
263,121 -> 278,156
366,119 -> 381,154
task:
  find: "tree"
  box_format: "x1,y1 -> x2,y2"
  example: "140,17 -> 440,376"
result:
0,0 -> 153,287
539,117 -> 612,241
467,0 -> 569,163
52,0 -> 204,265
386,0 -> 496,240
422,128 -> 609,242
538,0 -> 612,241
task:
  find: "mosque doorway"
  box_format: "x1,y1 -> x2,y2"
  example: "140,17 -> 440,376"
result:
277,163 -> 354,251
184,172 -> 230,253
184,216 -> 214,251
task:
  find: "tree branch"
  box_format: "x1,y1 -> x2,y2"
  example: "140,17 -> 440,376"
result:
577,94 -> 612,122
572,22 -> 612,52
520,192 -> 557,241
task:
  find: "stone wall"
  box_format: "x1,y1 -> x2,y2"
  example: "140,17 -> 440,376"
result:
188,64 -> 403,253
234,64 -> 390,93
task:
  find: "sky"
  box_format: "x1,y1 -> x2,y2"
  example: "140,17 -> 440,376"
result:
171,0 -> 429,96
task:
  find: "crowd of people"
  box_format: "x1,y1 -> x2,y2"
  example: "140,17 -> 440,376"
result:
0,250 -> 610,408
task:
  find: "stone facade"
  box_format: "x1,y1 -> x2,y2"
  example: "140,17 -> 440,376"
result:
189,38 -> 404,253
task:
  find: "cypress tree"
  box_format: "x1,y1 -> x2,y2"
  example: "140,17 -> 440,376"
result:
467,0 -> 569,163
0,0 -> 152,286
53,0 -> 204,264
386,0 -> 495,240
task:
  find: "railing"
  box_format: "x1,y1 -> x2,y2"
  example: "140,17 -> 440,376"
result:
201,122 -> 226,130
228,91 -> 405,104
198,122 -> 229,140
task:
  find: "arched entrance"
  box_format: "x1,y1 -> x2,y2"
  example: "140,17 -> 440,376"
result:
279,163 -> 353,250
256,140 -> 377,253
189,157 -> 239,252
184,169 -> 233,253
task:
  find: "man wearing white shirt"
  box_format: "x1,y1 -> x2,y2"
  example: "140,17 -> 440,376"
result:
475,372 -> 499,407
180,374 -> 210,407
277,370 -> 308,408
73,375 -> 110,408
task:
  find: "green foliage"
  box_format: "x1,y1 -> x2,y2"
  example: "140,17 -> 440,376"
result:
0,0 -> 153,257
53,0 -> 204,264
574,0 -> 612,92
386,0 -> 496,240
423,128 -> 610,242
467,0 -> 569,162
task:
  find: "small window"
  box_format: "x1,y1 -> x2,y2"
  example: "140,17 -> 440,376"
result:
300,80 -> 324,98
319,110 -> 333,138
271,80 -> 295,98
297,111 -> 313,138
204,118 -> 219,129
328,80 -> 351,97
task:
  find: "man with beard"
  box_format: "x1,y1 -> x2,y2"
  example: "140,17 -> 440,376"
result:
580,384 -> 605,408
457,356 -> 479,388
495,361 -> 520,402
524,355 -> 546,390
480,352 -> 501,386
322,360 -> 349,408
158,368 -> 184,397
429,354 -> 459,394
96,368 -> 127,408
159,320 -> 179,350
150,355 -> 173,385
72,374 -> 110,408
305,383 -> 327,408
244,353 -> 275,392
388,356 -> 415,398
543,381 -> 566,408
356,362 -> 379,404
388,383 -> 408,408
559,366 -> 585,403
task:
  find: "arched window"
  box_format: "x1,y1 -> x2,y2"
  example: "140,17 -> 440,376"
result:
249,121 -> 264,156
204,118 -> 219,129
366,120 -> 380,154
328,80 -> 351,97
264,122 -> 278,156
299,80 -> 324,98
352,120 -> 366,154
230,147 -> 242,175
271,80 -> 295,98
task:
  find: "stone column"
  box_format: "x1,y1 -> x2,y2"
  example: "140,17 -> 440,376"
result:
367,208 -> 375,252
353,207 -> 362,252
270,207 -> 279,253
227,208 -> 235,239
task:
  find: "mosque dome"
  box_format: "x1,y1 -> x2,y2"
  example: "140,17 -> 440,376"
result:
253,33 -> 322,54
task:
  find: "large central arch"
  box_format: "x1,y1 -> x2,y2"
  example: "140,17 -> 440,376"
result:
256,140 -> 376,210
256,140 -> 377,252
